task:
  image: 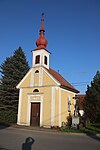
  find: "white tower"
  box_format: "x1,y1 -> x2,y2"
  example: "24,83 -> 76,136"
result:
32,16 -> 50,69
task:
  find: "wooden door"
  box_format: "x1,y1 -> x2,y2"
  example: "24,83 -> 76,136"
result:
30,103 -> 40,126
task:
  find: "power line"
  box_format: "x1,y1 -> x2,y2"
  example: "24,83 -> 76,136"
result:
71,81 -> 90,86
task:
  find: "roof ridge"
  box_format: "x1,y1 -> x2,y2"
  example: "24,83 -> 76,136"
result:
50,68 -> 75,87
44,67 -> 79,93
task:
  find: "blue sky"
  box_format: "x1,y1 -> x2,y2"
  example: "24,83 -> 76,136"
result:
0,0 -> 100,93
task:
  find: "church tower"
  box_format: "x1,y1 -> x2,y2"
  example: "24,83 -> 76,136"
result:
32,15 -> 50,69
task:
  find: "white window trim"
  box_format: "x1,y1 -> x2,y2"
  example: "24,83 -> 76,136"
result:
32,49 -> 50,69
27,94 -> 43,127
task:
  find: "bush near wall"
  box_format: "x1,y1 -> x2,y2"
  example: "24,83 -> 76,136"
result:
0,110 -> 17,125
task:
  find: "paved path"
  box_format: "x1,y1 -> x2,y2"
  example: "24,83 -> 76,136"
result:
0,126 -> 100,150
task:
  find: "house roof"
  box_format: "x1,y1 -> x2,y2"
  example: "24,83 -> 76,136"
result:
46,67 -> 79,93
77,94 -> 86,110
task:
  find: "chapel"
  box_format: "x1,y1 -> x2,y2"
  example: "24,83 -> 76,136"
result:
17,16 -> 79,127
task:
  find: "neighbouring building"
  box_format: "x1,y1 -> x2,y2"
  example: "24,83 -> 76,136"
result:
17,17 -> 79,127
77,94 -> 85,116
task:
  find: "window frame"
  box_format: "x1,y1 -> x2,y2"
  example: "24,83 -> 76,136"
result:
44,56 -> 47,65
35,70 -> 39,73
35,55 -> 40,64
33,89 -> 39,92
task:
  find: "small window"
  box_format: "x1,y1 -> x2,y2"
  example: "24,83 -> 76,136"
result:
33,89 -> 39,92
35,70 -> 39,73
35,55 -> 40,64
44,56 -> 47,65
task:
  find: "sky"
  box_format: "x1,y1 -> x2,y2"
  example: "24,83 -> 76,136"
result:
0,0 -> 100,94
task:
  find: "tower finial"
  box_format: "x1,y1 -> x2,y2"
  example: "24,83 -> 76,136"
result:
40,13 -> 45,31
36,14 -> 48,50
42,13 -> 44,17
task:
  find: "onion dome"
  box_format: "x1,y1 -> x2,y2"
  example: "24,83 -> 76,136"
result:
36,16 -> 48,50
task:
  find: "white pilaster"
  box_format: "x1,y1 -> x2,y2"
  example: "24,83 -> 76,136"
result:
51,87 -> 55,126
39,67 -> 43,86
30,68 -> 34,87
17,88 -> 23,125
59,88 -> 61,127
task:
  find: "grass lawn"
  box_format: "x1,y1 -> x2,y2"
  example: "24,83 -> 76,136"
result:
63,123 -> 100,135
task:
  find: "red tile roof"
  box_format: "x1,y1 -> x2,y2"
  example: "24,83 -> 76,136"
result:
46,67 -> 79,93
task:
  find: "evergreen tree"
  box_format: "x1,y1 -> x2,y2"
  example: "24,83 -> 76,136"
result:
84,71 -> 100,123
0,47 -> 30,116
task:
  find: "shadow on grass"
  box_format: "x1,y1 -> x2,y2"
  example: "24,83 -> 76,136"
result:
79,127 -> 100,142
63,127 -> 100,142
86,133 -> 100,142
84,126 -> 100,142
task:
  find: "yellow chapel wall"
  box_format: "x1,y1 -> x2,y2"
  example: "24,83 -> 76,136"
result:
33,67 -> 57,87
42,70 -> 57,86
17,70 -> 32,88
54,87 -> 59,126
19,87 -> 76,127
19,87 -> 52,126
41,87 -> 51,126
33,67 -> 40,86
17,66 -> 76,127
60,89 -> 75,125
19,88 -> 29,124
18,66 -> 59,126
17,67 -> 58,89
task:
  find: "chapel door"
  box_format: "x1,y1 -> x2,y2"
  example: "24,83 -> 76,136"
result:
30,103 -> 40,126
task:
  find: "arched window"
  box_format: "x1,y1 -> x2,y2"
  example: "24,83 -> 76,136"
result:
35,70 -> 39,73
44,56 -> 47,65
33,89 -> 39,92
35,55 -> 40,64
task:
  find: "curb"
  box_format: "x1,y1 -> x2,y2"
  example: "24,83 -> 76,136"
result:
2,124 -> 100,137
11,124 -> 59,133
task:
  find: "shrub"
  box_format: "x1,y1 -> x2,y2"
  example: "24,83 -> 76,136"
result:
0,110 -> 17,125
67,114 -> 72,128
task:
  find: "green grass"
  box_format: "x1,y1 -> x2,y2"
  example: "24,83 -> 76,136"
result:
63,128 -> 82,133
63,124 -> 100,135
